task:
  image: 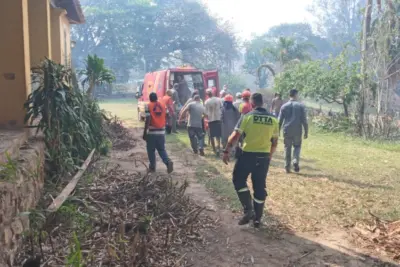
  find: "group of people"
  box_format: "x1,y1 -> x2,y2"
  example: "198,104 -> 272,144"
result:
142,86 -> 308,228
178,86 -> 253,157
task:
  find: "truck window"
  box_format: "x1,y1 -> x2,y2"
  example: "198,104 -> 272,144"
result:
182,74 -> 194,91
207,79 -> 216,88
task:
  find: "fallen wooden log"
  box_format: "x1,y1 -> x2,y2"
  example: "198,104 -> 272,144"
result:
47,149 -> 95,212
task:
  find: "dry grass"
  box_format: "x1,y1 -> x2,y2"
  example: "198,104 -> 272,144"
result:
102,99 -> 400,233
167,128 -> 400,232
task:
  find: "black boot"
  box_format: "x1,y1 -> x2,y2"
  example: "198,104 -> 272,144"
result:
253,201 -> 265,228
237,191 -> 254,225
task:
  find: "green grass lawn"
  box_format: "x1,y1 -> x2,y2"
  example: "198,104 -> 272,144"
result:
99,98 -> 139,128
102,98 -> 400,232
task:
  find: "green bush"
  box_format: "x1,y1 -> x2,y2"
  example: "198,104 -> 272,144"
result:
24,59 -> 109,177
312,114 -> 354,133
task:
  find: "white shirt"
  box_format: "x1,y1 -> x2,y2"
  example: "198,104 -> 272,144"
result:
233,99 -> 243,110
205,97 -> 222,122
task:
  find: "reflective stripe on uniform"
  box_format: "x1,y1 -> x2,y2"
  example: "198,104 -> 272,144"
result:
237,187 -> 249,193
253,197 -> 265,204
149,126 -> 165,130
234,127 -> 243,134
147,130 -> 165,135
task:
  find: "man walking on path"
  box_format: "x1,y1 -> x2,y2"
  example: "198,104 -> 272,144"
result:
143,92 -> 174,173
279,89 -> 308,173
221,94 -> 240,149
179,95 -> 206,156
162,90 -> 175,134
205,89 -> 223,156
170,87 -> 180,133
270,93 -> 283,118
222,93 -> 279,228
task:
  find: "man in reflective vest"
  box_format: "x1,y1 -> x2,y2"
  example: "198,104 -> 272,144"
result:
143,92 -> 174,173
222,93 -> 279,228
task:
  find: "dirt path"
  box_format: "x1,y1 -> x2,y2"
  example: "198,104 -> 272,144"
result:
113,128 -> 397,267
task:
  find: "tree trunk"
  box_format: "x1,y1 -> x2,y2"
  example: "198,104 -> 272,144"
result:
357,0 -> 373,136
87,80 -> 95,97
343,102 -> 349,117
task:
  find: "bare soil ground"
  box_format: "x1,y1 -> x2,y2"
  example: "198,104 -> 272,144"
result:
115,128 -> 397,267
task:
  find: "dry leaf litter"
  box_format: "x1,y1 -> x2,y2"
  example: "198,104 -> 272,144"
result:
352,212 -> 400,261
16,119 -> 214,267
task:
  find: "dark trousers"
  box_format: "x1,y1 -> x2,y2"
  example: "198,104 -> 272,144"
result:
233,152 -> 270,202
188,127 -> 204,153
283,134 -> 302,168
146,134 -> 170,169
171,113 -> 177,133
166,125 -> 172,134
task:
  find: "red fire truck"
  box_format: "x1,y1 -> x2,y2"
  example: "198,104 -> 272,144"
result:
136,66 -> 219,121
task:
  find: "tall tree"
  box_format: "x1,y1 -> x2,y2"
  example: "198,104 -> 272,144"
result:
71,0 -> 238,81
273,50 -> 360,117
308,0 -> 364,53
263,37 -> 315,68
243,22 -> 330,88
243,36 -> 273,88
80,54 -> 115,96
265,23 -> 332,58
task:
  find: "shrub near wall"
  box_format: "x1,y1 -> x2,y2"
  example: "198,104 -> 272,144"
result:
24,59 -> 111,177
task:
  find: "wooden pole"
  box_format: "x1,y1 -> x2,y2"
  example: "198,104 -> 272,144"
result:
47,149 -> 95,212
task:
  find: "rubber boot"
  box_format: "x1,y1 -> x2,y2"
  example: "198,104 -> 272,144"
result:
199,149 -> 205,156
237,191 -> 254,225
167,160 -> 174,174
293,162 -> 300,173
253,201 -> 265,228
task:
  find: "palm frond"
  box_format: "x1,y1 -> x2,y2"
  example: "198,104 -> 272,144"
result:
24,58 -> 110,177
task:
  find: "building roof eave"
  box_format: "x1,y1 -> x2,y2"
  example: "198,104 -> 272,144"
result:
54,0 -> 85,24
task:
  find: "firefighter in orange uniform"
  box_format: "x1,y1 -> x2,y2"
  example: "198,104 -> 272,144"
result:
162,90 -> 175,134
239,90 -> 252,115
143,92 -> 174,173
